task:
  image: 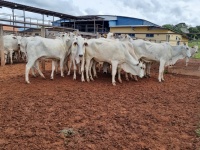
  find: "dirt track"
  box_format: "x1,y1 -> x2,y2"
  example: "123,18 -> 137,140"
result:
0,59 -> 200,150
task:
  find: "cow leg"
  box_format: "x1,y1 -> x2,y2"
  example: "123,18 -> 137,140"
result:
50,60 -> 56,80
111,61 -> 118,86
34,60 -> 45,79
89,59 -> 94,81
72,58 -> 77,80
25,59 -> 36,84
63,58 -> 68,74
92,61 -> 98,78
129,74 -> 133,80
97,63 -> 102,73
10,50 -> 13,64
118,67 -> 122,83
85,58 -> 91,82
125,72 -> 129,81
54,60 -> 59,75
18,50 -> 21,62
186,57 -> 189,67
158,60 -> 165,82
81,57 -> 85,82
133,75 -> 138,81
60,58 -> 65,77
146,63 -> 151,77
67,56 -> 72,75
31,68 -> 37,77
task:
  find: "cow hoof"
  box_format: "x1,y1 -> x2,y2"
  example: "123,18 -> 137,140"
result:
94,75 -> 98,78
26,81 -> 30,84
67,72 -> 70,76
87,78 -> 90,82
90,77 -> 94,81
50,77 -> 54,80
73,77 -> 76,80
112,82 -> 116,86
118,80 -> 122,83
81,79 -> 85,82
61,75 -> 64,78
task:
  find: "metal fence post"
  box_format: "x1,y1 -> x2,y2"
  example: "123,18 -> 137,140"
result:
41,26 -> 45,71
0,25 -> 5,66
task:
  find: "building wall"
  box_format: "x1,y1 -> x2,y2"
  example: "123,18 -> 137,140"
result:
110,26 -> 188,46
3,26 -> 18,34
116,17 -> 143,25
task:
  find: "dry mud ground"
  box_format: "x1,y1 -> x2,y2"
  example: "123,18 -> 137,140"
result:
0,59 -> 200,150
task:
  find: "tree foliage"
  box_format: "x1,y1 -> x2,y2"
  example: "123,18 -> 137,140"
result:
162,23 -> 200,40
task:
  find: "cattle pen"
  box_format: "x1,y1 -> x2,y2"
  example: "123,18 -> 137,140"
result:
0,58 -> 200,149
0,1 -> 200,150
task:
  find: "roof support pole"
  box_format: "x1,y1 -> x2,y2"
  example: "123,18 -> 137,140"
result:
102,20 -> 104,33
12,9 -> 14,34
23,9 -> 25,34
41,26 -> 45,71
94,17 -> 96,34
0,25 -> 5,66
42,14 -> 44,25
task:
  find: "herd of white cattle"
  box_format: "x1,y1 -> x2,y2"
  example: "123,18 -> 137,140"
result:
0,32 -> 198,85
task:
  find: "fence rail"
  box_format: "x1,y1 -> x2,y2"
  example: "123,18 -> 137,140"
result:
0,13 -> 52,28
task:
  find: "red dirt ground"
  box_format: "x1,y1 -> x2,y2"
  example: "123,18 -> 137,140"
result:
0,59 -> 200,150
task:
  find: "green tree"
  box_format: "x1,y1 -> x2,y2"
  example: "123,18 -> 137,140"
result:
162,24 -> 174,31
188,27 -> 199,33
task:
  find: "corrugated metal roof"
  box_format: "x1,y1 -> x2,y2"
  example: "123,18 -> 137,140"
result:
110,25 -> 161,28
0,0 -> 77,19
0,0 -> 102,20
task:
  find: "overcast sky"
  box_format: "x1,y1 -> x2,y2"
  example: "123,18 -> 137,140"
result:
1,0 -> 199,27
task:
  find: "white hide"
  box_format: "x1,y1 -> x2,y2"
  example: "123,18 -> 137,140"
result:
84,38 -> 145,85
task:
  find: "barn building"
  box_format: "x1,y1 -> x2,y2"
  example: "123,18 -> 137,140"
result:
52,15 -> 188,46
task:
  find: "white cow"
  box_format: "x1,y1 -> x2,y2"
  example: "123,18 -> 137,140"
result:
185,45 -> 198,66
3,34 -> 21,64
25,34 -> 73,83
20,36 -> 47,78
84,38 -> 145,85
120,35 -> 191,82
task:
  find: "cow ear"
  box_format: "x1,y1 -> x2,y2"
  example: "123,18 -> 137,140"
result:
84,42 -> 88,46
12,37 -> 17,39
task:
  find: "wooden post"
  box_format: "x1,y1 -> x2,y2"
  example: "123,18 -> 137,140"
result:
0,25 -> 5,66
41,26 -> 45,71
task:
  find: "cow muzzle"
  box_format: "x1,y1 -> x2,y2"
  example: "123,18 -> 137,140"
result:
79,54 -> 83,57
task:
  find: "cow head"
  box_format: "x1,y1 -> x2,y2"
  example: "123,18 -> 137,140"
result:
76,36 -> 87,58
12,35 -> 22,46
183,45 -> 191,58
